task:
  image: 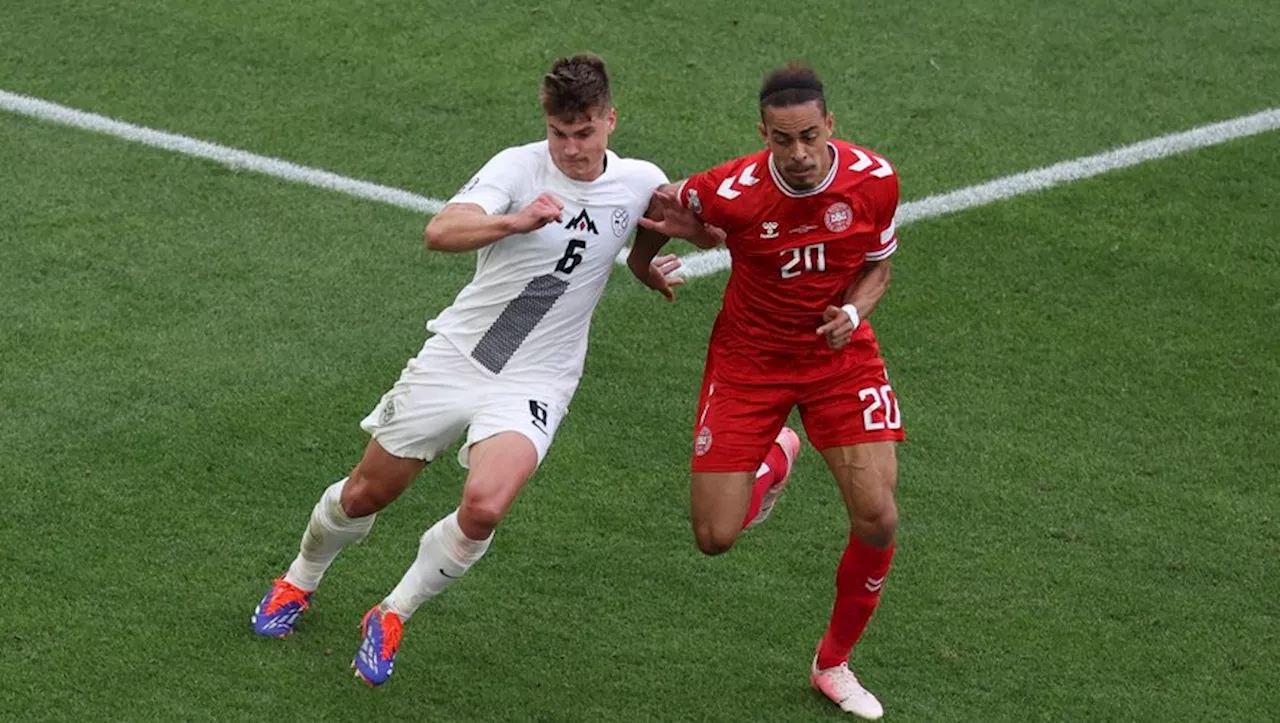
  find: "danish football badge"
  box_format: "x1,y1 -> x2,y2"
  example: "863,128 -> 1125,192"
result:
695,426 -> 713,456
824,202 -> 853,233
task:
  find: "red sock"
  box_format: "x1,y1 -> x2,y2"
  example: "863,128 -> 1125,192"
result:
816,534 -> 896,670
740,442 -> 789,529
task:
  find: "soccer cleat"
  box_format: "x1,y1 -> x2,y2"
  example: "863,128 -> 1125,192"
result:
746,426 -> 802,528
251,577 -> 313,638
810,655 -> 884,719
353,605 -> 403,687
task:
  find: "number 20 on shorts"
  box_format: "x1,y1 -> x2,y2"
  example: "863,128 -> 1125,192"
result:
858,384 -> 901,431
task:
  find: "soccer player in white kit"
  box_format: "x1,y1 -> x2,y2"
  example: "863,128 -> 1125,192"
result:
250,53 -> 681,687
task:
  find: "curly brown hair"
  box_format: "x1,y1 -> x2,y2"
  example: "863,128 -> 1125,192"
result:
540,53 -> 612,120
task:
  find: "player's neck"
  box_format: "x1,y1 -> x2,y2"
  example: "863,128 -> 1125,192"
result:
770,143 -> 837,194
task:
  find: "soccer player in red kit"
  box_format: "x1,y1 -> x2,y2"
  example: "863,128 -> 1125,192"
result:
631,64 -> 903,719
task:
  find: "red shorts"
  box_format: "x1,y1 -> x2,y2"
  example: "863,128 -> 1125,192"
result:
690,352 -> 905,473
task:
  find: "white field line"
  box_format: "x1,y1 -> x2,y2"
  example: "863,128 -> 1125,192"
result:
4,89 -> 1277,278
678,107 -> 1280,277
0,89 -> 445,214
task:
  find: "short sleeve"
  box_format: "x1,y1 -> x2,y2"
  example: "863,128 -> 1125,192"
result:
623,159 -> 670,200
642,161 -> 671,194
448,147 -> 533,215
864,171 -> 900,262
676,158 -> 742,230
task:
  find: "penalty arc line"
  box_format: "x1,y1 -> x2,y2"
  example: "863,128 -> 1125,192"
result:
3,89 -> 1277,278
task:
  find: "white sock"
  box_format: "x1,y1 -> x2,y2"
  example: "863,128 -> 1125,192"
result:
382,510 -> 492,619
283,478 -> 376,591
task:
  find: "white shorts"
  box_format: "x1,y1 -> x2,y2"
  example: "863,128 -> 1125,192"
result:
360,336 -> 572,467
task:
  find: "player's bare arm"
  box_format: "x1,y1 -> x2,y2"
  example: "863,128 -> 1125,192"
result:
816,258 -> 893,350
626,193 -> 687,301
626,224 -> 685,302
424,192 -> 564,252
636,182 -> 726,249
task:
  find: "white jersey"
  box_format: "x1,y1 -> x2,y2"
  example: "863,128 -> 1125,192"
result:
427,140 -> 667,392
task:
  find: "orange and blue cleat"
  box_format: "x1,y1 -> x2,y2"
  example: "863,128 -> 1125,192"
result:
353,605 -> 403,687
251,577 -> 312,638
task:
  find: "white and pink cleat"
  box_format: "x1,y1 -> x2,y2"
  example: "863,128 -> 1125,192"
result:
810,655 -> 884,719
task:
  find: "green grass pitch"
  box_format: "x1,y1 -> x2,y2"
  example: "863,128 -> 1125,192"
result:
1,1 -> 1277,720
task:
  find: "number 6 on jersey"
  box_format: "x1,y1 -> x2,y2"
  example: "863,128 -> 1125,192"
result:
555,239 -> 587,274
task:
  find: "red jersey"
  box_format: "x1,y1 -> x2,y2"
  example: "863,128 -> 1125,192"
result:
678,139 -> 899,383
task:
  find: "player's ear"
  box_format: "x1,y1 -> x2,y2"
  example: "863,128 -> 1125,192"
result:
758,121 -> 767,142
825,112 -> 835,135
606,106 -> 617,132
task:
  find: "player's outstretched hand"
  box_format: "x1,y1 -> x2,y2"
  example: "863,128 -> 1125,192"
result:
817,305 -> 856,350
510,192 -> 564,233
638,190 -> 726,248
649,253 -> 685,302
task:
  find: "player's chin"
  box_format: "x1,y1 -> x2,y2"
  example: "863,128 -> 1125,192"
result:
557,156 -> 595,179
785,173 -> 820,190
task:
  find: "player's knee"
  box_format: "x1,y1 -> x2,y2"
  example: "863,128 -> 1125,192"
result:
457,488 -> 510,538
693,524 -> 739,556
852,503 -> 898,549
341,469 -> 403,518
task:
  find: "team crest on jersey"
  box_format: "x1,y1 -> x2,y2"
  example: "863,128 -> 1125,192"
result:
611,208 -> 630,237
565,208 -> 599,235
695,426 -> 713,456
824,202 -> 854,233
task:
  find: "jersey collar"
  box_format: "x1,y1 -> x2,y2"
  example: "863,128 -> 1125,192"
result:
544,142 -> 616,186
767,143 -> 839,198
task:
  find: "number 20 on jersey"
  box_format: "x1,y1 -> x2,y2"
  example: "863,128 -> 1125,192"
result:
780,242 -> 826,279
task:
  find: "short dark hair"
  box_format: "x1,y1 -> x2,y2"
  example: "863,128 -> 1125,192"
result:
759,63 -> 826,118
540,53 -> 612,119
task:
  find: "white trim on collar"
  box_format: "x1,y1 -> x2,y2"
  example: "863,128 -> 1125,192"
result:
768,143 -> 839,197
